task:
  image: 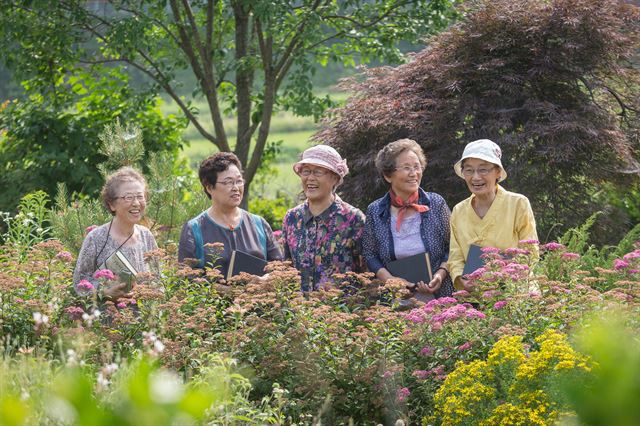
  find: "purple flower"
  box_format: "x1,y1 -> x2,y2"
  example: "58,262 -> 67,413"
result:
613,259 -> 630,270
561,252 -> 580,261
458,341 -> 472,351
623,250 -> 640,261
542,242 -> 565,251
505,247 -> 530,256
419,346 -> 435,357
493,300 -> 508,310
116,302 -> 127,309
94,269 -> 116,281
396,387 -> 411,403
465,309 -> 486,320
55,251 -> 73,262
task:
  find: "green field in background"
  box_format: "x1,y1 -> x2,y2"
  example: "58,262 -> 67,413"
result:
161,92 -> 349,201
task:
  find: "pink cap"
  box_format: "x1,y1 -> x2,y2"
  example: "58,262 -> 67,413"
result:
293,145 -> 349,185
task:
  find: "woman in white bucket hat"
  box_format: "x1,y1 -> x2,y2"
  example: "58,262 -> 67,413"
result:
448,139 -> 538,292
281,145 -> 366,291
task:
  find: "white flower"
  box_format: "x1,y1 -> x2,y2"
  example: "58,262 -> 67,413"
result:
150,370 -> 183,404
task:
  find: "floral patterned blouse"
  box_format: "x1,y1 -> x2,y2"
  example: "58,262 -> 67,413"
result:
282,195 -> 366,291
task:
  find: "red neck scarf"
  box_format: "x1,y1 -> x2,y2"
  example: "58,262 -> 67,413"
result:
389,190 -> 429,231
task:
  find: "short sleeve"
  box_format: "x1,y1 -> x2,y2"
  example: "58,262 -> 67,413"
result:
178,221 -> 196,263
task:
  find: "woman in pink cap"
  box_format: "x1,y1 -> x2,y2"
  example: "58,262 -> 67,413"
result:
448,139 -> 538,291
281,145 -> 366,291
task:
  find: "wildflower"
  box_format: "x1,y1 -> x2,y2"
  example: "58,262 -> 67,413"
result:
396,387 -> 411,403
64,306 -> 85,320
33,312 -> 49,326
94,269 -> 116,281
613,259 -> 630,270
493,300 -> 508,310
55,251 -> 73,262
412,370 -> 430,380
420,346 -> 435,357
458,341 -> 473,351
116,302 -> 127,309
452,290 -> 470,298
561,252 -> 580,261
76,280 -> 94,292
519,239 -> 539,245
541,242 -> 565,251
482,290 -> 502,299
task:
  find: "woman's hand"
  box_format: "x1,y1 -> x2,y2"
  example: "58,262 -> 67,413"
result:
417,268 -> 447,294
102,282 -> 130,301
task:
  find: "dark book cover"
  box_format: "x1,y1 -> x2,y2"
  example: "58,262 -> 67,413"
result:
387,252 -> 433,285
226,250 -> 267,280
462,244 -> 485,276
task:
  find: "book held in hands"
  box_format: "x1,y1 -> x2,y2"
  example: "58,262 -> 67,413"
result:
102,250 -> 137,292
226,250 -> 267,280
462,244 -> 485,277
387,252 -> 434,302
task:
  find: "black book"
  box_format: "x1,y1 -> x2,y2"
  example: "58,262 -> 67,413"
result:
226,250 -> 267,280
462,244 -> 485,276
387,252 -> 433,285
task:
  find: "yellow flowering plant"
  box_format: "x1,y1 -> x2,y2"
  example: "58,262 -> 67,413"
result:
429,330 -> 594,426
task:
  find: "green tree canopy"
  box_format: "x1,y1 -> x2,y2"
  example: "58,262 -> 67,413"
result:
0,0 -> 459,203
319,0 -> 640,242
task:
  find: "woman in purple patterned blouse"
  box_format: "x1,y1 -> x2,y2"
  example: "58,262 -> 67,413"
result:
281,145 -> 366,291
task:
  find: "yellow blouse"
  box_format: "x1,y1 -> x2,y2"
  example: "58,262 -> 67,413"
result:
449,185 -> 538,289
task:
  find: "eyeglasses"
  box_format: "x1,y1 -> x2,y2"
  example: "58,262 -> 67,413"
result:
217,178 -> 245,188
395,165 -> 423,174
462,166 -> 496,177
299,168 -> 329,177
117,193 -> 146,203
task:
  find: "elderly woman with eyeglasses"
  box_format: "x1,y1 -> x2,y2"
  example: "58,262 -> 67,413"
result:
448,139 -> 538,291
73,166 -> 158,300
281,145 -> 366,291
178,152 -> 282,276
362,139 -> 454,300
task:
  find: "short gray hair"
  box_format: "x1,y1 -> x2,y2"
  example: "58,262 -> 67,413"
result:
375,138 -> 427,178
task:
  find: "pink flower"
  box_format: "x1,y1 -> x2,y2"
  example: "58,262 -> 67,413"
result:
365,317 -> 375,322
519,239 -> 539,245
272,230 -> 282,238
481,247 -> 500,254
623,250 -> 640,260
561,252 -> 580,261
396,387 -> 411,403
542,242 -> 565,251
505,247 -> 530,256
94,269 -> 116,281
65,306 -> 85,320
55,251 -> 73,262
482,290 -> 502,299
116,302 -> 127,309
458,341 -> 473,351
493,300 -> 508,310
412,370 -> 429,380
452,290 -> 470,298
613,259 -> 630,270
419,346 -> 435,357
465,309 -> 486,320
77,280 -> 94,291
85,225 -> 98,234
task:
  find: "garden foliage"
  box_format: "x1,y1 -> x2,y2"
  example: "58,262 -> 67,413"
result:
1,195 -> 640,423
320,0 -> 640,244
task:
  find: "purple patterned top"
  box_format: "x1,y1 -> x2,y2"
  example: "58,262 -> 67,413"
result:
282,195 -> 366,291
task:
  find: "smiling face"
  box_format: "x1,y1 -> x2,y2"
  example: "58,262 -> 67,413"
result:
298,164 -> 339,203
206,164 -> 244,209
461,157 -> 501,198
108,180 -> 147,226
384,150 -> 423,198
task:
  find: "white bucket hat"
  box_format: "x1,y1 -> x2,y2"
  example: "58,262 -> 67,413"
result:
453,139 -> 507,182
293,145 -> 349,185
